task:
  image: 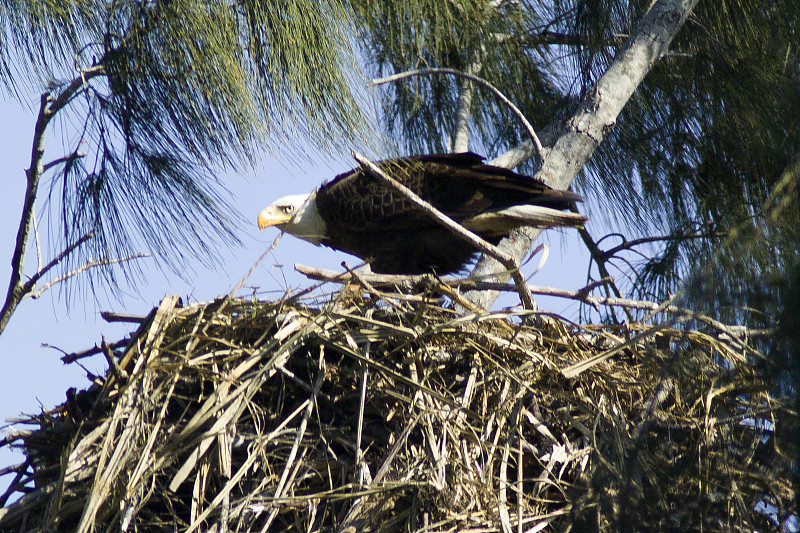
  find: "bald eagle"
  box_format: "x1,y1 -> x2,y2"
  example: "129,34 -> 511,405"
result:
258,152 -> 586,274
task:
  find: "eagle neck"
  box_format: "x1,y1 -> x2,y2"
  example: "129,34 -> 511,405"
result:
289,191 -> 327,244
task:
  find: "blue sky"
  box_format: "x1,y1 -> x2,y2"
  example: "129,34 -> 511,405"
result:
0,93 -> 592,497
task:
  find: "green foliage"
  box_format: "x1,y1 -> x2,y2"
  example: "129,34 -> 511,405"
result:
603,0 -> 800,314
684,164 -> 800,325
0,0 -> 369,282
353,0 -> 800,326
351,0 -> 562,154
0,0 -> 103,87
2,0 -> 798,332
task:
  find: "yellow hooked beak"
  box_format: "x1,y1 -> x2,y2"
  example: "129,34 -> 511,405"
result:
257,207 -> 293,230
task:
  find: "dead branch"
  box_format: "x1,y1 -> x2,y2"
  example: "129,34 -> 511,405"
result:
42,150 -> 87,173
0,294 -> 789,531
101,336 -> 128,382
0,66 -> 105,338
28,253 -> 150,300
61,338 -> 131,364
22,231 -> 95,293
596,230 -> 721,260
100,312 -> 148,324
370,69 -> 544,163
294,262 -> 774,346
576,224 -> 632,323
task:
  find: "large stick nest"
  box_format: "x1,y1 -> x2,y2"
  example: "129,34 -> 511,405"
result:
0,290 -> 796,532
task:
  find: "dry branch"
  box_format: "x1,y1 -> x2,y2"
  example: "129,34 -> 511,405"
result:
294,263 -> 775,346
371,69 -> 543,163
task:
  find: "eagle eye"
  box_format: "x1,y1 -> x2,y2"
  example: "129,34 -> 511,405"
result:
282,205 -> 295,214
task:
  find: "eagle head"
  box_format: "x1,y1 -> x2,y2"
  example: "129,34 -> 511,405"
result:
257,192 -> 326,244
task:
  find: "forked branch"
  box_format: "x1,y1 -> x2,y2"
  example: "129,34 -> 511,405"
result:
295,263 -> 774,353
29,253 -> 150,300
0,64 -> 110,338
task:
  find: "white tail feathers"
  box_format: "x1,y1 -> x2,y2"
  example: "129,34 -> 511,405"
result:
463,205 -> 587,234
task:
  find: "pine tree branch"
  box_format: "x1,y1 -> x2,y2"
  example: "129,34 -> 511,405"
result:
351,151 -> 537,310
1,92 -> 54,337
464,0 -> 701,310
576,226 -> 631,323
32,210 -> 43,273
21,231 -> 96,296
578,229 -> 720,322
597,231 -> 720,259
27,253 -> 150,300
42,150 -> 87,173
494,31 -> 628,49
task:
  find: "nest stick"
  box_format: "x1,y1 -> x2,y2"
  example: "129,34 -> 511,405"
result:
355,343 -> 370,485
262,348 -> 326,531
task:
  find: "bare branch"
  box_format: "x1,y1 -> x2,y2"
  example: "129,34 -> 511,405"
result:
32,211 -> 42,273
22,231 -> 96,295
42,150 -> 87,173
1,67 -> 105,338
576,228 -> 720,322
28,253 -> 150,300
576,226 -> 631,323
226,232 -> 283,300
493,31 -> 628,49
101,336 -> 128,381
1,92 -> 58,336
296,263 -> 427,286
452,49 -> 485,152
598,231 -> 720,259
100,312 -> 148,324
370,69 -> 544,163
351,152 -> 536,309
61,338 -> 131,364
47,65 -> 104,116
295,263 -> 775,350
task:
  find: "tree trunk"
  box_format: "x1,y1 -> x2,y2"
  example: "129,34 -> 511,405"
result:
464,0 -> 701,310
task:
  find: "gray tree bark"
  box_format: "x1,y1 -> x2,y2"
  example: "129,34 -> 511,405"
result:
464,0 -> 701,310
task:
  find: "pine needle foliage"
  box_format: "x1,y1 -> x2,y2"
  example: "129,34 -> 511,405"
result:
353,0 -> 800,312
0,0 -> 368,283
0,293 -> 794,531
352,0 -> 563,155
